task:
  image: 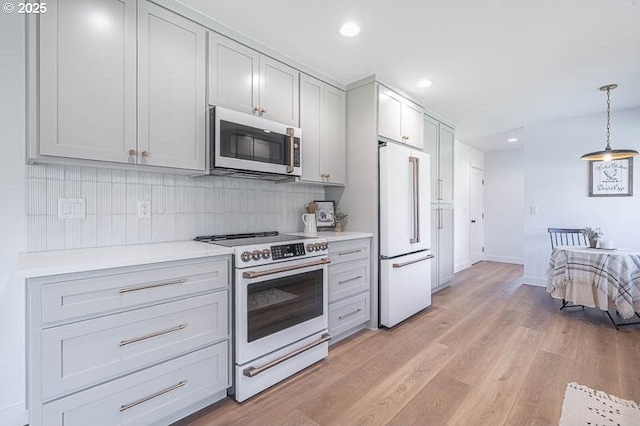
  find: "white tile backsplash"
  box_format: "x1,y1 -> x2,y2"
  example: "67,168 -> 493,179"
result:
25,164 -> 325,252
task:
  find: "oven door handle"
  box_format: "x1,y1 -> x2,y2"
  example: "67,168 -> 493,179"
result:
242,258 -> 330,279
243,333 -> 331,377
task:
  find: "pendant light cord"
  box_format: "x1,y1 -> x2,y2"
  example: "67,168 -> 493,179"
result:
605,87 -> 611,150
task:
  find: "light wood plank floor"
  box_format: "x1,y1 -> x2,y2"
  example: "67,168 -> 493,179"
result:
178,261 -> 640,426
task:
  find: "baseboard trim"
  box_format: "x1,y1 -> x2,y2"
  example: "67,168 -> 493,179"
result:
0,403 -> 28,426
523,275 -> 546,287
483,255 -> 524,265
454,261 -> 471,273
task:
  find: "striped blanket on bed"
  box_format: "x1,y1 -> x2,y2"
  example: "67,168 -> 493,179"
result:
547,247 -> 640,319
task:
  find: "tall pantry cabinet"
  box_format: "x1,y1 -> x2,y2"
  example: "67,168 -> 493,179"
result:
424,114 -> 455,291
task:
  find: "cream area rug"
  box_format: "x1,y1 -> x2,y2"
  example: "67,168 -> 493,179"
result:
559,382 -> 640,426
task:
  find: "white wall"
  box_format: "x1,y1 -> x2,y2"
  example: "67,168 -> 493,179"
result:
524,107 -> 640,286
453,140 -> 485,272
484,148 -> 524,264
0,13 -> 28,426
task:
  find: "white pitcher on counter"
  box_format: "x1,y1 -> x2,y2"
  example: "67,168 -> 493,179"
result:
302,213 -> 317,236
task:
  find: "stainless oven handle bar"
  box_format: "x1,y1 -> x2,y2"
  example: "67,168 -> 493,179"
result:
119,278 -> 187,294
242,258 -> 330,279
338,275 -> 362,285
392,254 -> 434,269
243,333 -> 331,378
119,324 -> 186,347
286,127 -> 295,174
409,156 -> 420,244
119,380 -> 187,412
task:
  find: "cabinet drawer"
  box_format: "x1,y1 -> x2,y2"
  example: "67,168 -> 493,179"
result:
328,259 -> 369,303
328,239 -> 370,265
329,292 -> 370,337
38,257 -> 229,324
41,342 -> 229,426
41,291 -> 228,401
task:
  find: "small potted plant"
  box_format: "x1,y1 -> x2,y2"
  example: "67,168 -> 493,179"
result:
334,210 -> 348,232
582,227 -> 603,248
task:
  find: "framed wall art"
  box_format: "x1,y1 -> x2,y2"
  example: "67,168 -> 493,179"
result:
314,200 -> 336,229
589,158 -> 633,197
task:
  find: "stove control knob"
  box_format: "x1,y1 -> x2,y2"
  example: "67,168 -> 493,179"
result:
261,249 -> 271,259
321,243 -> 328,250
252,250 -> 261,261
241,251 -> 252,262
306,243 -> 314,252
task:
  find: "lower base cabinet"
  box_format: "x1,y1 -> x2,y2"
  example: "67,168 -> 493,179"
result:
327,237 -> 371,343
27,256 -> 231,426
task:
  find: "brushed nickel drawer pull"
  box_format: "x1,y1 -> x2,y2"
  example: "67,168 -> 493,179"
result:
339,308 -> 362,320
243,258 -> 330,279
392,254 -> 434,269
337,249 -> 363,256
119,278 -> 187,294
119,380 -> 187,412
243,333 -> 331,378
119,324 -> 186,347
338,275 -> 362,284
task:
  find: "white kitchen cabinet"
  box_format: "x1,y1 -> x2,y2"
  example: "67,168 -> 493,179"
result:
38,0 -> 137,163
137,1 -> 207,171
34,0 -> 207,171
28,256 -> 231,426
430,204 -> 454,291
299,74 -> 346,185
327,238 -> 371,343
377,86 -> 424,148
208,32 -> 300,126
425,114 -> 454,204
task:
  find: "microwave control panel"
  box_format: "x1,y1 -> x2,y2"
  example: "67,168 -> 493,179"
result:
271,243 -> 305,261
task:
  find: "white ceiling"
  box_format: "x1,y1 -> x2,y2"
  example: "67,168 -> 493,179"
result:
179,0 -> 640,152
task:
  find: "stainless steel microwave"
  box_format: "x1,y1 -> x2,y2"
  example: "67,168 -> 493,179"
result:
210,106 -> 302,180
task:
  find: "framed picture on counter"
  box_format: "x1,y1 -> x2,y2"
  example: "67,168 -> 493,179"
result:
589,158 -> 633,197
314,200 -> 336,229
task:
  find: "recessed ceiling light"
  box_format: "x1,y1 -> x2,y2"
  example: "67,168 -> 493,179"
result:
339,22 -> 360,38
417,79 -> 432,88
508,138 -> 518,142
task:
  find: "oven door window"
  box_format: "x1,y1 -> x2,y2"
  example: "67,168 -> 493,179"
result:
220,120 -> 290,166
247,269 -> 323,342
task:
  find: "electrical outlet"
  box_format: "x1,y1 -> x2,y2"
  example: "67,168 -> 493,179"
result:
137,200 -> 151,219
58,198 -> 86,219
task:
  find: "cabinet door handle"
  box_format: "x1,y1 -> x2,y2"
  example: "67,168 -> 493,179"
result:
141,150 -> 149,158
119,278 -> 187,294
439,208 -> 443,230
260,107 -> 267,114
119,324 -> 186,347
337,249 -> 363,256
338,275 -> 362,285
119,380 -> 187,412
128,149 -> 137,156
339,309 -> 362,320
253,105 -> 260,113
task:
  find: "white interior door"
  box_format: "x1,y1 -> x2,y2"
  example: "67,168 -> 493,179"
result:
470,166 -> 485,264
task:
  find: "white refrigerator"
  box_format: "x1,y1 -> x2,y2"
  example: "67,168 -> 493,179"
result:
379,142 -> 432,328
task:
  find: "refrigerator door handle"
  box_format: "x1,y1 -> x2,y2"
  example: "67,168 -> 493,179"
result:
392,254 -> 434,268
409,156 -> 420,244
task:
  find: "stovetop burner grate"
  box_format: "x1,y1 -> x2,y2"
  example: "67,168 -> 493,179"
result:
194,231 -> 279,242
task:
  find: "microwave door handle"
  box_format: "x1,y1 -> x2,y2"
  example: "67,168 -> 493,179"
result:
286,128 -> 294,174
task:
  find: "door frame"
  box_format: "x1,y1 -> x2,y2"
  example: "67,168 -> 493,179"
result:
469,165 -> 485,264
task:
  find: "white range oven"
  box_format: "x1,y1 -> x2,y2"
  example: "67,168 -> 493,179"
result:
195,232 -> 330,402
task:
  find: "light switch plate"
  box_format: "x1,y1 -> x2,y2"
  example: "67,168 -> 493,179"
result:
137,200 -> 151,219
58,198 -> 86,219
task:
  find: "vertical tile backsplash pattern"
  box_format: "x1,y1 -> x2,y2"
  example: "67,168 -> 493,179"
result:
26,164 -> 325,252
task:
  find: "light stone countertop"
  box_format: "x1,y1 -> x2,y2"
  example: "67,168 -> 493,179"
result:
287,231 -> 373,242
16,241 -> 233,278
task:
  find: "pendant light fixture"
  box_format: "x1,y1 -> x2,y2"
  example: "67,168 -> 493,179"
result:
580,84 -> 638,161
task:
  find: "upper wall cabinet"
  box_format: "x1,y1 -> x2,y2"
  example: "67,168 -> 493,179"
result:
209,33 -> 300,127
424,114 -> 454,204
299,74 -> 346,185
377,87 -> 424,149
35,0 -> 207,171
138,1 -> 207,170
38,0 -> 137,164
